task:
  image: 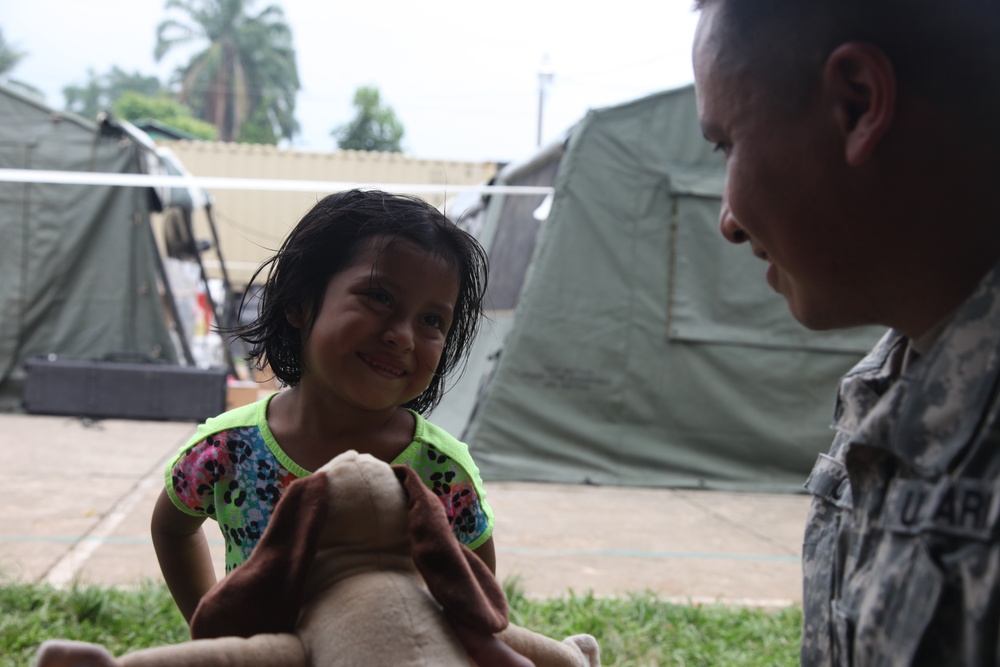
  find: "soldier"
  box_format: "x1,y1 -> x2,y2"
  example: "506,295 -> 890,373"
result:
691,0 -> 1000,664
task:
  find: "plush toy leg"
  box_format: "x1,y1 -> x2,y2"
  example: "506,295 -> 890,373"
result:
452,621 -> 535,667
561,635 -> 601,667
34,640 -> 117,667
116,635 -> 307,667
497,624 -> 601,667
35,635 -> 307,667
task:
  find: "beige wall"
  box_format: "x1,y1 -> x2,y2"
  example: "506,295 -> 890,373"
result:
156,141 -> 497,286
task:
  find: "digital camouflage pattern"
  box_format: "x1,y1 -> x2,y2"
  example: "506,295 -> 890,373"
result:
802,260 -> 1000,666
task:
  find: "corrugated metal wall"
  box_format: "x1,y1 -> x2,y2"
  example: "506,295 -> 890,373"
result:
157,141 -> 497,285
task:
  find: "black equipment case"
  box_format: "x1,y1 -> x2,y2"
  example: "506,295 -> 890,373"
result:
23,356 -> 227,422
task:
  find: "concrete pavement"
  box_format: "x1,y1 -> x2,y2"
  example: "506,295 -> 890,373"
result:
0,412 -> 810,606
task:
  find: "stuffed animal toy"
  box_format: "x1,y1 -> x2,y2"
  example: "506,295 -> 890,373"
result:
35,450 -> 600,667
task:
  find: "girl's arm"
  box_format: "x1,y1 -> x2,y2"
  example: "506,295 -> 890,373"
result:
150,488 -> 218,624
472,535 -> 497,574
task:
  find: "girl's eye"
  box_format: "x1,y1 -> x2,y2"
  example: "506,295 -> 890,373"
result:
713,142 -> 731,158
366,290 -> 392,307
421,314 -> 447,331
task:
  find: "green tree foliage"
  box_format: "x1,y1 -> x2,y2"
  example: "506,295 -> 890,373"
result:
0,28 -> 44,99
112,91 -> 218,140
155,0 -> 300,144
63,67 -> 163,120
236,103 -> 277,144
0,29 -> 25,78
332,86 -> 405,153
60,66 -> 214,140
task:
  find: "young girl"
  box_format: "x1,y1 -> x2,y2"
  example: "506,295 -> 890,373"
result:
151,189 -> 494,623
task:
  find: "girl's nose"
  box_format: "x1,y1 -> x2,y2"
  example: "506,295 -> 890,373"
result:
719,201 -> 749,244
382,320 -> 414,351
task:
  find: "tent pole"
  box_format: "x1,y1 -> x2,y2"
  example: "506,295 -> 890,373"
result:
182,206 -> 237,377
145,217 -> 197,366
203,203 -> 234,305
124,139 -> 197,368
203,203 -> 240,332
203,202 -> 249,379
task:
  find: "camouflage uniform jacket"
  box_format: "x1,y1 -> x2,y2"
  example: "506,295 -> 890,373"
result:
801,260 -> 1000,666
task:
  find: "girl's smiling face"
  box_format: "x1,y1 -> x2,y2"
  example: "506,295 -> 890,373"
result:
291,237 -> 460,415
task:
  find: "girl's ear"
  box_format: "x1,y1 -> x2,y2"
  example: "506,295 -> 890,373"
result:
286,304 -> 306,329
190,473 -> 330,640
393,465 -> 508,634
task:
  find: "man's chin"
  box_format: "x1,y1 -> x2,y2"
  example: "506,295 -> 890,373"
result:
785,298 -> 854,332
771,274 -> 857,330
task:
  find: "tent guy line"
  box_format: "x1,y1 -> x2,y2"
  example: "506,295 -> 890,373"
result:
0,169 -> 554,195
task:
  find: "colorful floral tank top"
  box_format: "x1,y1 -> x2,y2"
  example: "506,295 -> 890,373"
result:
165,394 -> 494,572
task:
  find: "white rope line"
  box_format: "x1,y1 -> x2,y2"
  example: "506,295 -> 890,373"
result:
0,169 -> 554,195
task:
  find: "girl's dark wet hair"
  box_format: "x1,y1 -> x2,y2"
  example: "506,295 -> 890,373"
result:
233,188 -> 488,415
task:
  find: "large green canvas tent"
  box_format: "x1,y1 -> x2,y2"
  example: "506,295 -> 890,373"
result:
0,84 -> 184,411
437,84 -> 885,493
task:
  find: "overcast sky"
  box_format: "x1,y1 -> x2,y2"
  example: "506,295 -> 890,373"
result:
4,0 -> 699,164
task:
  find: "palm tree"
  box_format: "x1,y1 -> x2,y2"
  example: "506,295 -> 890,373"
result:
0,29 -> 25,77
0,29 -> 44,99
154,0 -> 300,143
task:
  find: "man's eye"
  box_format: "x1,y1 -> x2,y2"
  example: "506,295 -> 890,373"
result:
713,142 -> 732,157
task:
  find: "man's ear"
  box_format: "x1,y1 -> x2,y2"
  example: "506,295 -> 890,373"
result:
823,42 -> 896,166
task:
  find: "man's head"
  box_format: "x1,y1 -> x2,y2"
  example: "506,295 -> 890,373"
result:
693,0 -> 1000,336
693,0 -> 999,132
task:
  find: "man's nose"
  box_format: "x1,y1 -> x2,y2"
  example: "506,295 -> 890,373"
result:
718,201 -> 748,244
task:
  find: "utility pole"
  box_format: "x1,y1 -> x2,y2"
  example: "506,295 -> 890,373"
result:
537,54 -> 554,147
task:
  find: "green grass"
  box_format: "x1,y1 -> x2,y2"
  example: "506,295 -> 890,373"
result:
504,580 -> 801,667
0,581 -> 188,667
1,579 -> 801,667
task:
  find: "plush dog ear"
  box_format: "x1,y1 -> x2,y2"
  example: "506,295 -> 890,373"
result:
392,465 -> 508,634
190,472 -> 330,640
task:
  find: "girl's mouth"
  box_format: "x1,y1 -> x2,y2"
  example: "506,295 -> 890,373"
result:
359,353 -> 406,377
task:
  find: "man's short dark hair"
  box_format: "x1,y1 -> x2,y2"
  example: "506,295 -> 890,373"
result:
695,0 -> 1000,130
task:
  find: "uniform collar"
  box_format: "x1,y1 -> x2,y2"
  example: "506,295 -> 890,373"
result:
847,259 -> 1000,475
